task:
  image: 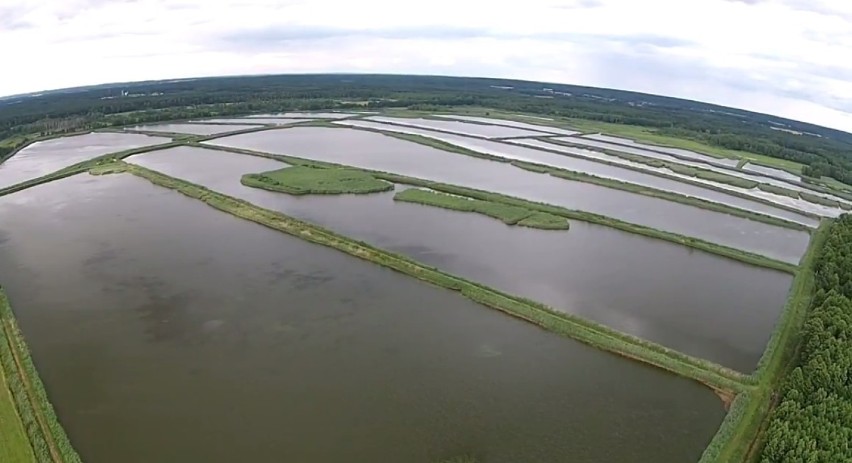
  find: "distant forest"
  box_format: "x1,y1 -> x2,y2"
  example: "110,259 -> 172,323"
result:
2,74 -> 852,185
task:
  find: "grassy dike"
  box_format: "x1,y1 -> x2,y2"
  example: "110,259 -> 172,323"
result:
343,124 -> 821,228
698,220 -> 832,463
197,142 -> 798,274
393,188 -> 569,230
116,161 -> 750,396
0,290 -> 81,463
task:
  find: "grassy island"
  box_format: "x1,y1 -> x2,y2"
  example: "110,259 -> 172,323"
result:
241,166 -> 393,195
394,188 -> 569,230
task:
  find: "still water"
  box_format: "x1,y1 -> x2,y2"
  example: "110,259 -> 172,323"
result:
129,146 -> 794,371
0,174 -> 724,463
207,127 -> 811,263
0,132 -> 168,190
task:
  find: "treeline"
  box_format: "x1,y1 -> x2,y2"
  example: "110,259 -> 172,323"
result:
2,74 -> 852,184
759,215 -> 852,462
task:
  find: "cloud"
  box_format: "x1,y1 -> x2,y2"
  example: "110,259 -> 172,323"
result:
0,0 -> 850,132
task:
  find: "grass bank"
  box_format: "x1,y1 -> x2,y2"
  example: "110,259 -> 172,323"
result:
199,143 -> 799,274
242,165 -> 392,195
120,162 -> 750,395
757,183 -> 799,199
395,188 -> 569,230
698,220 -> 832,463
510,161 -> 810,232
0,290 -> 81,463
0,360 -> 34,463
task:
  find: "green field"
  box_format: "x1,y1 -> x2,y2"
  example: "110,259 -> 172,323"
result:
242,166 -> 393,195
395,188 -> 569,230
0,367 -> 35,463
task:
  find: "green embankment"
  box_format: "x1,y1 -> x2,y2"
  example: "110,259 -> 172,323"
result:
698,220 -> 831,463
199,143 -> 798,274
798,191 -> 842,208
757,183 -> 800,199
394,188 -> 569,230
241,166 -> 393,195
0,363 -> 35,463
511,161 -> 810,232
119,161 -> 749,395
736,159 -> 748,169
0,290 -> 82,463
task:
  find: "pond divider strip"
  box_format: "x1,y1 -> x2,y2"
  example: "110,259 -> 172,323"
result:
196,142 -> 798,274
113,161 -> 750,396
0,290 -> 82,463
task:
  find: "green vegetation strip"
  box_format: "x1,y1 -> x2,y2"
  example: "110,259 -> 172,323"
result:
0,360 -> 35,463
757,183 -> 799,199
698,220 -> 832,463
511,161 -> 809,232
241,166 -> 393,195
198,142 -> 798,274
799,191 -> 842,208
0,290 -> 81,463
120,161 -> 750,394
394,188 -> 569,230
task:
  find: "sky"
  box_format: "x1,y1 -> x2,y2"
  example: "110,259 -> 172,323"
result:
2,0 -> 852,132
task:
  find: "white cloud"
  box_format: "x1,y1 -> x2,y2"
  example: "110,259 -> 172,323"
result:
2,0 -> 851,131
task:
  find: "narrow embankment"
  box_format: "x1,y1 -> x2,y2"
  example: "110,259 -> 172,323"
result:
0,290 -> 81,463
117,161 -> 751,396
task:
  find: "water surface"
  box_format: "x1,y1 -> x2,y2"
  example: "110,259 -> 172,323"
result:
742,162 -> 801,182
435,115 -> 580,136
192,118 -> 312,125
583,133 -> 739,166
129,146 -> 795,371
0,132 -> 168,190
0,174 -> 725,463
208,126 -> 810,263
127,123 -> 258,135
366,116 -> 547,138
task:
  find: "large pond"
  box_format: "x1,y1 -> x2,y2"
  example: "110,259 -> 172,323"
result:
207,127 -> 811,264
127,123 -> 258,135
0,174 -> 725,463
0,132 -> 168,190
366,116 -> 548,139
129,146 -> 794,371
336,120 -> 816,227
434,115 -> 580,136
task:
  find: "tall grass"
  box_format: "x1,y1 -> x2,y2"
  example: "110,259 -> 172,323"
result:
394,188 -> 568,230
242,165 -> 392,195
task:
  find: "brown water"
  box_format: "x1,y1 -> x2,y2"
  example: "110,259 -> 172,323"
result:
0,174 -> 724,463
128,146 -> 794,372
206,126 -> 811,264
0,132 -> 168,189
